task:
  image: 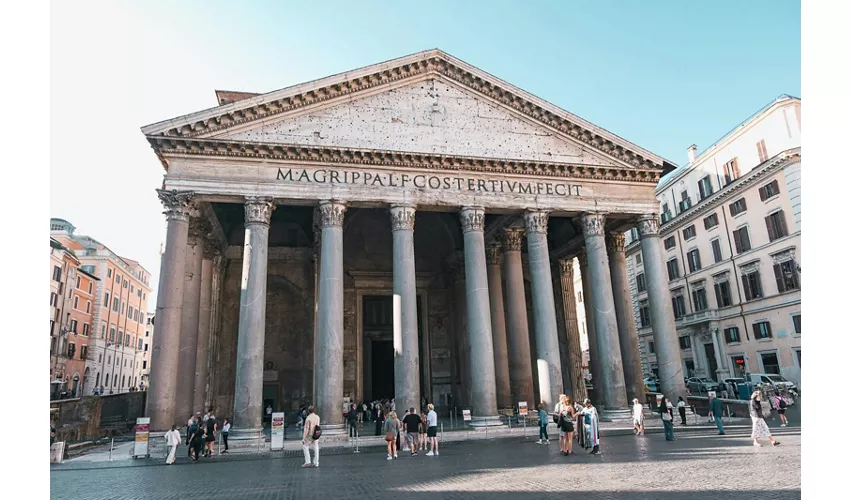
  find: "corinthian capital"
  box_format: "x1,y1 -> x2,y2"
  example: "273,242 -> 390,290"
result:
485,243 -> 503,266
318,200 -> 347,228
636,214 -> 660,238
523,210 -> 550,234
606,232 -> 627,254
501,227 -> 525,251
579,212 -> 606,237
157,189 -> 196,222
389,204 -> 416,231
558,258 -> 574,279
244,197 -> 275,226
188,217 -> 212,244
459,206 -> 485,233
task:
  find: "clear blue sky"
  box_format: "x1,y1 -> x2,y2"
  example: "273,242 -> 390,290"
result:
51,0 -> 800,304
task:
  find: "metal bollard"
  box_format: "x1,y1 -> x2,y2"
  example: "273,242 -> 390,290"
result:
219,433 -> 223,455
523,417 -> 527,439
109,438 -> 114,461
354,434 -> 360,454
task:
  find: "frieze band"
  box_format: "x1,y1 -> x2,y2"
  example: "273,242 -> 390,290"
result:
389,205 -> 416,231
318,200 -> 347,228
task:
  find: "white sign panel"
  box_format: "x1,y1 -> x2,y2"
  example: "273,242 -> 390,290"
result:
270,412 -> 285,451
133,417 -> 150,458
462,409 -> 472,421
518,402 -> 528,416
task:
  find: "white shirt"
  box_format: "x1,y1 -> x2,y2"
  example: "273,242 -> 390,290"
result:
222,423 -> 231,433
165,429 -> 181,446
677,401 -> 686,408
427,410 -> 437,427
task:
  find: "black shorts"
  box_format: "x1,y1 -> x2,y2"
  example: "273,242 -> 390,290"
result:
427,426 -> 437,437
205,434 -> 216,442
562,421 -> 574,433
778,409 -> 786,415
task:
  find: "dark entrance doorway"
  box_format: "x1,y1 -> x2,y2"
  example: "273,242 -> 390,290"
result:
371,340 -> 394,400
363,295 -> 394,401
704,343 -> 718,381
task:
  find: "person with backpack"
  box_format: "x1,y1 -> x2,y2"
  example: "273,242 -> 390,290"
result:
777,396 -> 789,427
301,406 -> 321,468
536,403 -> 550,445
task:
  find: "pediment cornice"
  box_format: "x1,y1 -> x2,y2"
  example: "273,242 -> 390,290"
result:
147,136 -> 664,184
142,50 -> 671,173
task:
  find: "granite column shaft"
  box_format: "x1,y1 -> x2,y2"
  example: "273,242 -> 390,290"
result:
193,250 -> 215,413
501,228 -> 535,405
607,232 -> 646,402
577,250 -> 601,404
558,259 -> 587,402
176,223 -> 204,421
390,205 -> 420,414
486,243 -> 512,409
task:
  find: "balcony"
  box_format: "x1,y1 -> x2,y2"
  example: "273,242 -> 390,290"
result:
676,308 -> 720,327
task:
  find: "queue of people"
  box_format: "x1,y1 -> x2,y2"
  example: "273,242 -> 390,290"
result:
163,407 -> 224,464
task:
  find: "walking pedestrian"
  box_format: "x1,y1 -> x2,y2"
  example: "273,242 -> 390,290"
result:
677,396 -> 687,425
165,425 -> 181,465
659,395 -> 675,441
190,421 -> 205,461
186,413 -> 196,446
347,403 -> 359,437
384,411 -> 400,460
301,406 -> 321,467
425,403 -> 439,456
400,409 -> 410,451
221,418 -> 230,453
632,398 -> 644,436
750,391 -> 780,447
777,397 -> 789,427
402,407 -> 422,456
204,411 -> 217,457
536,403 -> 550,445
418,411 -> 428,452
708,394 -> 725,435
187,416 -> 201,458
578,399 -> 600,454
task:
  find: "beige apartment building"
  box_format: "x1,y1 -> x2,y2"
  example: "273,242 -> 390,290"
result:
625,95 -> 801,388
50,219 -> 153,396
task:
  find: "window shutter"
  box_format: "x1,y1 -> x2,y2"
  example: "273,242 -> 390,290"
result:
740,198 -> 747,212
741,228 -> 751,251
695,250 -> 701,269
714,283 -> 722,305
742,275 -> 752,301
759,185 -> 767,201
752,323 -> 758,337
766,322 -> 773,337
773,263 -> 785,293
765,215 -> 776,241
733,230 -> 742,253
778,210 -> 788,237
699,181 -> 706,200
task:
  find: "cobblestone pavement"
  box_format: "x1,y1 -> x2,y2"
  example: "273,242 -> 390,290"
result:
51,427 -> 800,500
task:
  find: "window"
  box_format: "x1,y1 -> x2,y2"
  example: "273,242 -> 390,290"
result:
114,375 -> 118,387
692,287 -> 709,312
86,301 -> 91,314
672,294 -> 686,319
76,276 -> 81,289
753,321 -> 773,340
577,291 -> 583,303
636,273 -> 646,292
667,258 -> 680,280
661,203 -> 672,223
113,297 -> 119,312
70,319 -> 78,333
67,342 -> 76,358
723,158 -> 741,185
733,227 -> 752,254
698,176 -> 714,200
774,259 -> 800,292
53,266 -> 62,282
711,239 -> 723,263
664,236 -> 676,250
82,323 -> 89,336
130,284 -> 134,293
679,191 -> 692,213
109,327 -> 115,342
50,292 -> 58,306
104,292 -> 110,307
729,198 -> 747,216
760,352 -> 780,374
74,296 -> 79,309
724,327 -> 741,344
142,360 -> 147,369
756,139 -> 769,163
138,338 -> 143,350
648,341 -> 655,354
639,300 -> 651,327
742,270 -> 764,301
123,279 -> 128,289
683,225 -> 696,240
116,274 -> 121,283
128,306 -> 133,318
137,289 -> 142,298
792,314 -> 801,334
107,268 -> 112,278
80,345 -> 88,360
759,180 -> 780,201
635,253 -> 642,265
679,336 -> 692,349
765,210 -> 789,241
144,343 -> 149,352
88,282 -> 92,294
134,310 -> 139,321
714,280 -> 733,307
703,213 -> 719,230
687,249 -> 702,273
118,331 -> 124,344
101,324 -> 106,339
795,349 -> 801,367
121,302 -> 125,315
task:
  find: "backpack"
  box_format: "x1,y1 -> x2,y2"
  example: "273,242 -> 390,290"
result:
311,424 -> 322,440
779,399 -> 787,409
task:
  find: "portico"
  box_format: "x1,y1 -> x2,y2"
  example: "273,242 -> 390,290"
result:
141,49 -> 685,433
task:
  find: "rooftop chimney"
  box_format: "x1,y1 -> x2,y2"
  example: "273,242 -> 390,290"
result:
687,144 -> 698,164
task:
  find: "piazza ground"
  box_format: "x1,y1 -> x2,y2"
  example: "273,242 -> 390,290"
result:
51,427 -> 800,500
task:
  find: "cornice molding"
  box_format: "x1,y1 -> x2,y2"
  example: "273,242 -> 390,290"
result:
144,52 -> 666,172
147,137 -> 663,184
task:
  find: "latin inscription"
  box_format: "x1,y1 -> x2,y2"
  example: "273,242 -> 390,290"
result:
276,168 -> 582,197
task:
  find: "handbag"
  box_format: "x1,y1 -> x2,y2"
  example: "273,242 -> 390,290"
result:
385,431 -> 394,442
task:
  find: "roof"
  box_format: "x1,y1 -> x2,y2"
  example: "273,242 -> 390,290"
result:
657,94 -> 800,189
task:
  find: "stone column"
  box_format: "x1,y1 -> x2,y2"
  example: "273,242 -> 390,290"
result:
523,211 -> 564,409
390,204 -> 420,415
147,190 -> 194,431
606,232 -> 646,402
576,249 -> 601,404
450,262 -> 469,408
501,228 -> 535,406
690,332 -> 702,377
637,214 -> 687,400
579,213 -> 628,411
175,219 -> 205,421
486,243 -> 512,409
315,201 -> 346,428
206,253 -> 225,410
711,328 -> 731,380
193,244 -> 216,414
558,258 -> 587,402
459,207 -> 500,424
232,197 -> 275,439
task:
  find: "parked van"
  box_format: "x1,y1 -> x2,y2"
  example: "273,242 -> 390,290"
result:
747,373 -> 798,393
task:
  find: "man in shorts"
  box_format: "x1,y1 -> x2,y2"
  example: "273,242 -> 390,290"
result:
425,403 -> 439,456
402,407 -> 422,456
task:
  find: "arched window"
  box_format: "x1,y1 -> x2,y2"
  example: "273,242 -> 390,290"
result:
105,373 -> 110,386
113,374 -> 118,387
95,372 -> 100,386
121,376 -> 125,388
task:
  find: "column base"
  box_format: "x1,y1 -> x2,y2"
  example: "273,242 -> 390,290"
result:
469,415 -> 505,428
599,409 -> 633,423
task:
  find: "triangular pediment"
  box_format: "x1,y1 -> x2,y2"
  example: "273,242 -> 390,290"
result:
212,78 -> 619,167
142,49 -> 672,172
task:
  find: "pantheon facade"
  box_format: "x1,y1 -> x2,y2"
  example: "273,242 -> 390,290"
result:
141,50 -> 687,437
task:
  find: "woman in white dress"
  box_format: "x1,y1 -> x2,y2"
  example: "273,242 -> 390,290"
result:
164,424 -> 181,465
750,391 -> 780,447
578,399 -> 600,454
632,398 -> 644,435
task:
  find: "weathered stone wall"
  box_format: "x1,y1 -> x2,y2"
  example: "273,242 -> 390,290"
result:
50,391 -> 146,441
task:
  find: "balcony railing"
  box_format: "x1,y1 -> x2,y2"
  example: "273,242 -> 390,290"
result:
676,309 -> 720,327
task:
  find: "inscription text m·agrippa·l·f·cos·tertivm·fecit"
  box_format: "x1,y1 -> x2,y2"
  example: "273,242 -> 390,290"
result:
276,168 -> 583,197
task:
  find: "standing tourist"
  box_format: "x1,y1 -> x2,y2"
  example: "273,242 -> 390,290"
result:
425,403 -> 439,456
302,406 -> 321,468
777,397 -> 789,427
536,403 -> 550,445
419,411 -> 428,452
750,392 -> 780,447
204,410 -> 217,457
384,411 -> 400,460
187,416 -> 201,458
578,399 -> 600,454
189,420 -> 205,461
374,406 -> 384,436
221,418 -> 231,453
402,407 -> 422,456
632,399 -> 644,436
677,396 -> 687,425
186,413 -> 196,446
560,397 -> 577,455
400,409 -> 410,451
348,403 -> 359,438
708,394 -> 725,435
659,396 -> 675,441
165,425 -> 181,465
